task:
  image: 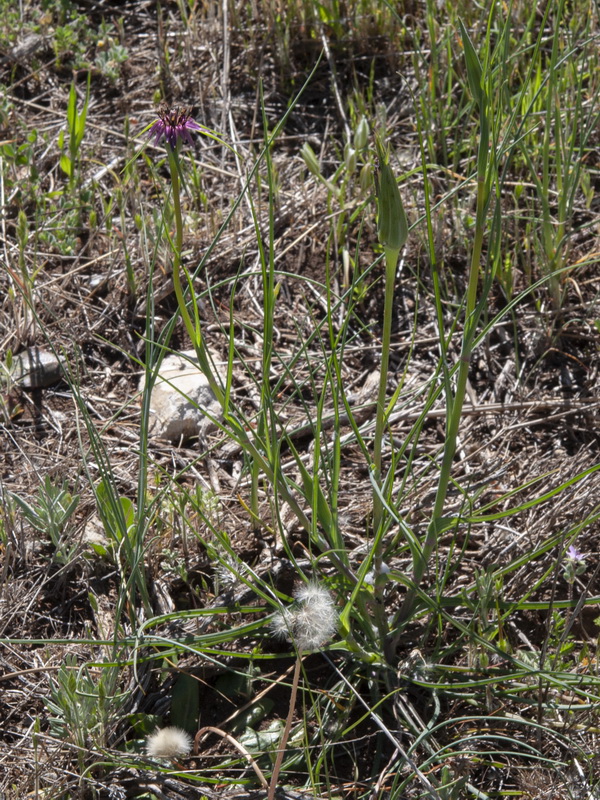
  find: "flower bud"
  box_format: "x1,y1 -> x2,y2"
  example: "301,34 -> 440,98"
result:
344,144 -> 357,174
359,162 -> 373,193
300,142 -> 322,178
375,139 -> 408,252
354,116 -> 369,150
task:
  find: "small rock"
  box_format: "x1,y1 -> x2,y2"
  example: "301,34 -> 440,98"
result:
4,33 -> 46,64
139,351 -> 222,443
83,515 -> 110,550
8,347 -> 64,389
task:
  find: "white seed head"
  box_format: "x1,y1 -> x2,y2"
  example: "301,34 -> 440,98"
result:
272,582 -> 337,651
146,726 -> 192,759
270,608 -> 294,640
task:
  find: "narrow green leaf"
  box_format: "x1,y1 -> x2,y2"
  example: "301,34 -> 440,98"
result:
291,447 -> 333,536
66,83 -> 77,135
9,492 -> 39,524
74,73 -> 91,149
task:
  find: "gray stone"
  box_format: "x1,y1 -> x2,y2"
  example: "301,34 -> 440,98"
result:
8,347 -> 64,389
83,514 -> 110,550
139,351 -> 222,443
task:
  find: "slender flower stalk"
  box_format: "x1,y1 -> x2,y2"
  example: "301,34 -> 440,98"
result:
147,104 -> 224,406
268,583 -> 337,800
559,542 -> 588,659
370,138 -> 408,649
373,138 -> 408,537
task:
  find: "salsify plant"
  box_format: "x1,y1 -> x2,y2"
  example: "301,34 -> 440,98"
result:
3,3 -> 600,798
139,76 -> 383,597
145,104 -> 220,397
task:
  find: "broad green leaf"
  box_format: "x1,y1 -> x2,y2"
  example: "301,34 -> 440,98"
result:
60,154 -> 72,177
171,672 -> 199,734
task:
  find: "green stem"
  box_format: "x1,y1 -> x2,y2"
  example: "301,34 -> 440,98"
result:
165,143 -> 352,574
372,245 -> 400,536
371,244 -> 400,647
166,146 -> 226,411
167,147 -> 197,349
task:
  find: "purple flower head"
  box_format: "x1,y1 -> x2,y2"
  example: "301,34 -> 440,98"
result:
567,544 -> 585,562
148,104 -> 204,149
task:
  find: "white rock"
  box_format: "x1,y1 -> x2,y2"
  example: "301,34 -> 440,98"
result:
8,347 -> 64,388
83,514 -> 110,548
139,351 -> 222,443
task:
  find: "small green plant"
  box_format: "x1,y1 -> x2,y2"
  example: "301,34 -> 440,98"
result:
59,76 -> 90,192
94,19 -> 129,82
94,44 -> 128,82
10,475 -> 80,566
52,10 -> 95,69
45,655 -> 122,772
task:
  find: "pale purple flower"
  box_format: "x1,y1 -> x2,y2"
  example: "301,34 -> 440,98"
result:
563,543 -> 587,585
567,544 -> 585,562
148,104 -> 204,149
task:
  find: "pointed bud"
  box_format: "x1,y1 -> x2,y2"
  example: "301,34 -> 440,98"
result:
344,143 -> 357,174
354,116 -> 369,150
375,139 -> 408,252
359,162 -> 373,194
300,142 -> 322,178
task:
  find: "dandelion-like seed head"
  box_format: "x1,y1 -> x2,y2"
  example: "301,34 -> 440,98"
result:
270,608 -> 293,640
148,103 -> 204,149
271,582 -> 337,652
145,726 -> 192,759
